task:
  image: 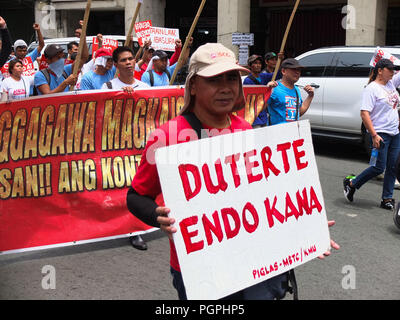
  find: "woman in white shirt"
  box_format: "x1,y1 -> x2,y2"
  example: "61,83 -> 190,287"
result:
343,59 -> 400,210
1,59 -> 34,101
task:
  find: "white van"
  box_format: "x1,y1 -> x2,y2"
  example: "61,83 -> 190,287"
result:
296,46 -> 400,151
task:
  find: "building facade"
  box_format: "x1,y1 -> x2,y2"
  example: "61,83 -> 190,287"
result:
29,0 -> 400,57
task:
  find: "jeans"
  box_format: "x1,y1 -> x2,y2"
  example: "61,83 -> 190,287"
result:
352,132 -> 400,200
170,267 -> 289,300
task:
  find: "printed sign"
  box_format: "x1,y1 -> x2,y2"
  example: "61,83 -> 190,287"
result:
238,45 -> 249,66
150,27 -> 180,52
92,37 -> 119,54
370,47 -> 400,67
155,120 -> 331,300
135,20 -> 152,46
232,33 -> 254,46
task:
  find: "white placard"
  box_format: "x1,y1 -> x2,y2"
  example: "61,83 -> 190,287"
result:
232,33 -> 254,46
239,45 -> 249,66
155,120 -> 331,300
150,27 -> 180,52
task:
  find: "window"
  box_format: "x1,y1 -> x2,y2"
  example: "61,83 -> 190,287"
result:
333,52 -> 373,77
298,52 -> 335,77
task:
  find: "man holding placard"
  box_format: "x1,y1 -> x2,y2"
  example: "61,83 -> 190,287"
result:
127,43 -> 338,300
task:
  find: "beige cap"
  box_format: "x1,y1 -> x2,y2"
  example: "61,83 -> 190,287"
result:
179,43 -> 250,115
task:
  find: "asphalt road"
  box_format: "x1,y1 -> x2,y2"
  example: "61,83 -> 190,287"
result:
1,137 -> 400,301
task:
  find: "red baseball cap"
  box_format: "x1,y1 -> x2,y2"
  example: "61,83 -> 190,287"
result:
94,48 -> 113,59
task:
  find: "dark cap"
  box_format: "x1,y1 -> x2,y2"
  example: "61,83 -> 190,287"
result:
281,58 -> 304,69
375,58 -> 400,70
44,44 -> 65,59
264,52 -> 277,61
153,50 -> 168,60
247,54 -> 263,66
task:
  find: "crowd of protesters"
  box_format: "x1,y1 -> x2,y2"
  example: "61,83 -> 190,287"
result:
0,15 -> 298,104
0,15 -> 343,301
0,17 -> 192,101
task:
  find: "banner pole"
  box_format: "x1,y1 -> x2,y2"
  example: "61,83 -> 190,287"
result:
272,0 -> 301,81
125,1 -> 142,47
70,0 -> 92,91
169,0 -> 207,85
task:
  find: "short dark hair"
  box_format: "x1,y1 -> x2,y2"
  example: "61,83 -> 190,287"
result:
8,59 -> 23,75
67,41 -> 79,51
112,46 -> 134,63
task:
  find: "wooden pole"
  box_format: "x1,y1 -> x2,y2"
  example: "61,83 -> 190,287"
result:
125,1 -> 142,47
272,0 -> 301,81
70,0 -> 92,91
169,0 -> 207,85
112,1 -> 141,79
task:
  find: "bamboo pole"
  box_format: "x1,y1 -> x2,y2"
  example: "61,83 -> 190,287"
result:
70,0 -> 92,91
272,0 -> 301,81
169,0 -> 207,85
113,1 -> 142,79
125,1 -> 142,47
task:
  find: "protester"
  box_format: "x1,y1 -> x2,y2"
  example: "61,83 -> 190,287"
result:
0,16 -> 11,69
12,23 -> 44,66
141,38 -> 192,87
243,55 -> 278,86
253,58 -> 314,127
80,48 -> 116,90
135,38 -> 187,82
34,44 -> 78,95
65,41 -> 79,65
101,46 -> 149,250
134,40 -> 155,81
1,59 -> 34,101
264,52 -> 278,73
101,46 -> 149,92
126,43 -> 338,300
344,59 -> 400,210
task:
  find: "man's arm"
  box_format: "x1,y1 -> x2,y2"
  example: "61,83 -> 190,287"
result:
78,38 -> 89,71
361,110 -> 383,149
169,39 -> 182,65
179,37 -> 193,65
35,72 -> 78,95
0,17 -> 11,68
299,85 -> 314,116
33,23 -> 45,53
136,40 -> 152,69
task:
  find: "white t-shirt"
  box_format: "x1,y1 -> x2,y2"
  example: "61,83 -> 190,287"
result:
361,72 -> 400,135
1,76 -> 34,100
101,77 -> 150,90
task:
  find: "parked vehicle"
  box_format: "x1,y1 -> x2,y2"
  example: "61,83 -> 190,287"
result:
296,46 -> 400,152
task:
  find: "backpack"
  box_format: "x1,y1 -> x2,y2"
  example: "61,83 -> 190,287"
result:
148,69 -> 171,87
32,68 -> 68,96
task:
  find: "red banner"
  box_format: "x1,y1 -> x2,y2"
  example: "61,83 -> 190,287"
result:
0,86 -> 269,253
